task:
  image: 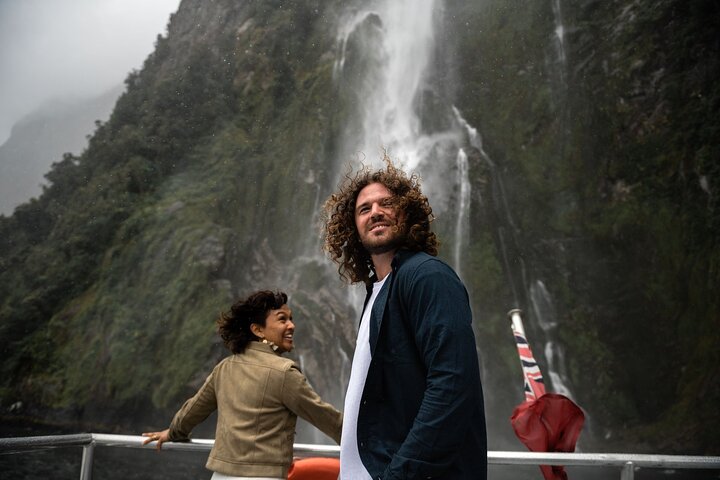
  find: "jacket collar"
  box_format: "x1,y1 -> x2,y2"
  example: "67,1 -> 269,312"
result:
391,248 -> 416,270
246,340 -> 283,356
364,251 -> 409,356
364,248 -> 414,295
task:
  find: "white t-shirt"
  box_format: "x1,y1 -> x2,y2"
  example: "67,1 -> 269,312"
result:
340,276 -> 388,479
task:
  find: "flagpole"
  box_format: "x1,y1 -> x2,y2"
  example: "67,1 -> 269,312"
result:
508,308 -> 585,480
508,308 -> 526,338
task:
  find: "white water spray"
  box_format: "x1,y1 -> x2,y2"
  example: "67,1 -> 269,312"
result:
342,0 -> 437,169
551,0 -> 567,87
530,280 -> 575,398
333,0 -> 469,272
453,148 -> 471,273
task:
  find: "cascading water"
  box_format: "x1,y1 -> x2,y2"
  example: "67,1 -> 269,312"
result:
336,0 -> 437,170
454,103 -> 580,407
332,0 -> 470,275
453,107 -> 529,305
549,0 -> 570,164
530,280 -> 574,398
551,0 -> 567,88
543,0 -> 581,407
453,148 -> 471,275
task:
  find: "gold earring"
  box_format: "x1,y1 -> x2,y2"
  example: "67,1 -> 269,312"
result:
262,338 -> 279,351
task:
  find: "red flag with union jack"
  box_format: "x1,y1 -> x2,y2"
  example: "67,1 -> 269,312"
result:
509,309 -> 585,480
512,312 -> 547,402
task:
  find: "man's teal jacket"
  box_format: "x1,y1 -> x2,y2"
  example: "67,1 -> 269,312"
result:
357,249 -> 488,479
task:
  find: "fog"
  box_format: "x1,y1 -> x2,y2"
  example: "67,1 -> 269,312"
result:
0,0 -> 181,145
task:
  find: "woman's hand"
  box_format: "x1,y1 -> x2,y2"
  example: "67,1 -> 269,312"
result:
141,429 -> 170,450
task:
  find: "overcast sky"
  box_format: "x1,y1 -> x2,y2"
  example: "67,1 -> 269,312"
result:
0,0 -> 181,144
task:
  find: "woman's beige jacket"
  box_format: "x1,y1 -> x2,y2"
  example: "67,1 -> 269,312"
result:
167,341 -> 342,478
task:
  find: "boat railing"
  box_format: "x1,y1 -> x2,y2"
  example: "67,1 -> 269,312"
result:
1,433 -> 719,480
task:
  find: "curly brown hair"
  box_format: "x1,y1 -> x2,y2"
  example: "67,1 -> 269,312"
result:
322,153 -> 438,285
217,290 -> 288,354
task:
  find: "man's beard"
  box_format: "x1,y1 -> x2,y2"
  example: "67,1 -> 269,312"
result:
361,227 -> 405,255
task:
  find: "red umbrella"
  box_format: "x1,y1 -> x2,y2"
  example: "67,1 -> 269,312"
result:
508,309 -> 585,480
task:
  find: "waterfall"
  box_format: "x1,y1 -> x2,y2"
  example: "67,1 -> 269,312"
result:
454,106 -> 578,403
453,148 -> 471,274
530,280 -> 575,398
333,0 -> 467,256
551,0 -> 567,87
338,0 -> 437,169
549,0 -> 570,166
454,107 -> 528,306
529,279 -> 558,332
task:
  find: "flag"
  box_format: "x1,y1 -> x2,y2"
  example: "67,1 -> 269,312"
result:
511,311 -> 547,402
508,309 -> 585,480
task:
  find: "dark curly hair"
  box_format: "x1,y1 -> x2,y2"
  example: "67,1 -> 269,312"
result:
322,153 -> 438,285
217,290 -> 288,354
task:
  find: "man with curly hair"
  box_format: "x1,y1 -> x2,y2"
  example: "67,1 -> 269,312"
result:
322,155 -> 487,479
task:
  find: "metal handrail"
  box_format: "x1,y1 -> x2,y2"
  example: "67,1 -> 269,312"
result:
1,433 -> 719,479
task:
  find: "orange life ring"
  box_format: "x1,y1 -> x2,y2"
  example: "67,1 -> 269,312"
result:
287,457 -> 340,480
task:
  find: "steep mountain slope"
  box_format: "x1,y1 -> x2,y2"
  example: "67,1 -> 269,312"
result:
0,86 -> 122,215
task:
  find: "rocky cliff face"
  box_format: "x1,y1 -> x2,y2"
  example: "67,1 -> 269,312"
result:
0,0 -> 717,455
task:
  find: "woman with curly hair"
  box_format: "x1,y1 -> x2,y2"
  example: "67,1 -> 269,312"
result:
322,154 -> 487,480
142,290 -> 342,480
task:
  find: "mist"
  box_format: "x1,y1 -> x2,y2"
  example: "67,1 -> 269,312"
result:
0,0 -> 181,145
